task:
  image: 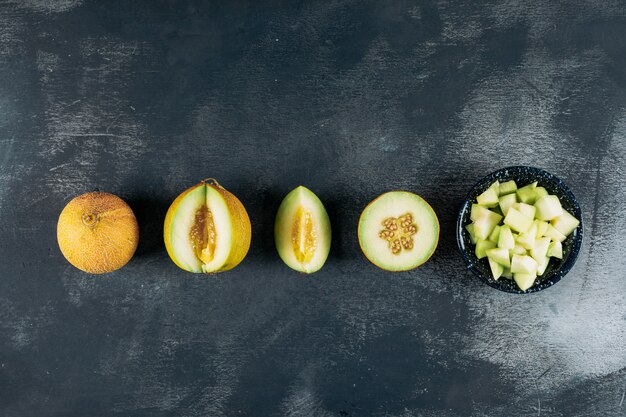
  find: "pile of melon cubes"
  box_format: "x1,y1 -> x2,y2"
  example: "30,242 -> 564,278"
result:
466,180 -> 580,291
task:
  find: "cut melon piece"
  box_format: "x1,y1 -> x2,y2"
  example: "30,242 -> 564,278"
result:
516,223 -> 538,250
514,273 -> 536,291
537,256 -> 550,276
513,202 -> 536,219
486,247 -> 511,268
501,267 -> 513,279
498,180 -> 518,195
504,207 -> 533,233
164,179 -> 251,273
547,241 -> 563,259
470,204 -> 488,221
275,186 -> 331,273
534,220 -> 549,237
498,193 -> 517,216
534,195 -> 563,221
511,244 -> 527,255
511,254 -> 538,275
516,181 -> 538,204
358,191 -> 439,271
535,187 -> 549,199
488,225 -> 501,243
488,258 -> 504,280
530,237 -> 551,263
465,224 -> 478,244
544,224 -> 566,242
497,225 -> 515,250
475,239 -> 496,259
477,182 -> 500,207
473,209 -> 503,240
551,211 -> 580,236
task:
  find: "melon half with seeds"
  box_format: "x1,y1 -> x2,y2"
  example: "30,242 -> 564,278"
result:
358,191 -> 439,271
163,179 -> 251,273
275,186 -> 331,273
57,192 -> 139,274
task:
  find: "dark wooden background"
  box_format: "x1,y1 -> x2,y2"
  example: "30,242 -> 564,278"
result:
0,1 -> 625,416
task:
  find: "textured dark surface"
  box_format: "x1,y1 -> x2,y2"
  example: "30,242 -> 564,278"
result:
1,1 -> 625,416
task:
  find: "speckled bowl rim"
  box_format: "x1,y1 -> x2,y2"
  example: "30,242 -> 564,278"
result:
456,166 -> 584,294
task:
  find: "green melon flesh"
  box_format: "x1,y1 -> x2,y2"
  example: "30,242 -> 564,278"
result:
488,258 -> 504,280
504,207 -> 532,233
486,247 -> 511,268
534,195 -> 563,221
547,241 -> 563,259
498,180 -> 518,195
275,186 -> 331,273
498,193 -> 517,216
514,273 -> 536,291
475,239 -> 496,259
477,182 -> 500,207
516,182 -> 538,204
551,211 -> 580,236
511,254 -> 538,274
497,225 -> 515,250
359,191 -> 439,271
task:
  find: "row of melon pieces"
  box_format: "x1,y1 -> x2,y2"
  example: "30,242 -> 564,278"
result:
466,180 -> 580,291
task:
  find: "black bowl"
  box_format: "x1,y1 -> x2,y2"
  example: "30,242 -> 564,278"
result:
456,166 -> 583,294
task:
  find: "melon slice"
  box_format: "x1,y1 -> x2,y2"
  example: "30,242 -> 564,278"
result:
163,179 -> 251,273
551,211 -> 580,236
498,180 -> 518,195
275,186 -> 331,273
514,273 -> 536,291
534,195 -> 563,221
358,191 -> 439,271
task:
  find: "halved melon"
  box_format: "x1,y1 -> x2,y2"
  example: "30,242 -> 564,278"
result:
358,191 -> 439,271
274,186 -> 331,273
163,179 -> 251,273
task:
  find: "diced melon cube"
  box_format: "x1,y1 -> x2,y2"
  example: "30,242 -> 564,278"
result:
473,209 -> 503,240
470,204 -> 488,221
488,225 -> 501,243
488,258 -> 504,280
486,247 -> 511,267
530,237 -> 551,262
534,195 -> 563,221
514,273 -> 537,291
498,193 -> 517,216
477,182 -> 500,207
501,267 -> 513,279
498,180 -> 518,195
516,182 -> 538,204
497,225 -> 515,250
511,254 -> 538,274
504,207 -> 533,233
537,256 -> 550,276
550,211 -> 580,236
547,241 -> 563,259
465,223 -> 478,244
511,244 -> 527,256
544,224 -> 566,242
534,220 -> 549,237
475,239 -> 496,259
516,223 -> 538,250
535,187 -> 548,199
513,202 -> 536,219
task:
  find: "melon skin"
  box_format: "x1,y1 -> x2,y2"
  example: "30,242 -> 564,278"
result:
358,191 -> 439,272
57,192 -> 139,274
